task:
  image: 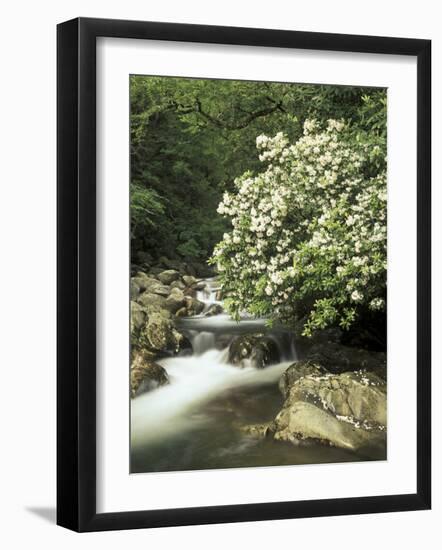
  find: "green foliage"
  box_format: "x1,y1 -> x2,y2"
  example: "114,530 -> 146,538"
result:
212,119 -> 387,337
130,75 -> 386,267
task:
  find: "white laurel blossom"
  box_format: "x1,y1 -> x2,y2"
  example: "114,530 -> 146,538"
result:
212,119 -> 386,335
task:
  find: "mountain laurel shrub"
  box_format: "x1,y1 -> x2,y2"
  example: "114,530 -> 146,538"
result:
211,119 -> 387,336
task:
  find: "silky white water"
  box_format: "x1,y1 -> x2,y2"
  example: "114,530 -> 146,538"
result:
130,277 -> 357,472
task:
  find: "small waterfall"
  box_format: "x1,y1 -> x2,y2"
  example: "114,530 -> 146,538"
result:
190,330 -> 217,355
131,276 -> 298,451
196,277 -> 222,312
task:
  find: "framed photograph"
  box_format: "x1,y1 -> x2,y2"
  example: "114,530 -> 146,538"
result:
57,17 -> 431,532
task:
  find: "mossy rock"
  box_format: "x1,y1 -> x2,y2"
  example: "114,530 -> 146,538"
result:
228,333 -> 279,369
130,351 -> 169,397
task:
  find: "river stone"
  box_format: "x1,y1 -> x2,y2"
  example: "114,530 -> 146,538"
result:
140,311 -> 183,353
228,333 -> 279,369
193,281 -> 206,291
184,295 -> 205,315
137,292 -> 168,312
157,269 -> 181,285
148,282 -> 171,297
238,422 -> 275,439
165,287 -> 186,313
279,361 -> 329,398
131,274 -> 159,293
170,279 -> 186,291
175,306 -> 188,318
287,371 -> 386,425
130,279 -> 141,299
205,303 -> 223,317
183,275 -> 197,287
130,351 -> 169,397
273,401 -> 384,450
130,301 -> 147,333
271,368 -> 387,451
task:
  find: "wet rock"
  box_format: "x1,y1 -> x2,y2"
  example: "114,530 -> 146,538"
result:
184,295 -> 205,315
279,361 -> 328,398
130,351 -> 169,397
140,311 -> 183,353
137,292 -> 168,312
175,306 -> 188,318
164,287 -> 186,314
238,422 -> 275,439
193,281 -> 207,291
183,275 -> 197,287
228,333 -> 279,369
130,301 -> 147,332
205,303 -> 223,317
272,370 -> 386,451
170,279 -> 186,291
157,269 -> 181,285
130,279 -> 141,299
131,273 -> 159,293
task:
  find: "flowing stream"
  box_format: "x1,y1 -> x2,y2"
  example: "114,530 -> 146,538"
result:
131,278 -> 358,473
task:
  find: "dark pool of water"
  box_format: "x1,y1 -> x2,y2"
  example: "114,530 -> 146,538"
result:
130,380 -> 385,474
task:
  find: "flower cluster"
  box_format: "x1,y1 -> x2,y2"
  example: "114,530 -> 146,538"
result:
211,119 -> 387,335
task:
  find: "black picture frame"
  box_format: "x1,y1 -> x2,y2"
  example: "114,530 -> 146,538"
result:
57,17 -> 431,532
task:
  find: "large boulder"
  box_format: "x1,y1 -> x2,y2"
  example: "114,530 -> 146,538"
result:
278,361 -> 328,398
137,292 -> 168,312
130,351 -> 169,397
131,272 -> 159,292
287,371 -> 386,425
182,275 -> 197,287
205,303 -> 223,317
184,295 -> 205,316
165,287 -> 186,314
148,282 -> 171,297
272,370 -> 387,451
130,279 -> 141,300
193,281 -> 207,291
157,269 -> 181,285
130,301 -> 147,333
139,311 -> 183,353
170,279 -> 186,291
228,333 -> 279,369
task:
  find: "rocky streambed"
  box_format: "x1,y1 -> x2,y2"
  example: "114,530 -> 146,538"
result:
130,261 -> 387,473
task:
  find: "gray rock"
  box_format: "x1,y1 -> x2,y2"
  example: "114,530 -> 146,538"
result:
140,311 -> 183,353
183,275 -> 197,287
272,369 -> 387,451
130,351 -> 169,397
238,422 -> 275,439
228,333 -> 279,369
137,292 -> 168,312
130,279 -> 141,299
148,282 -> 171,297
165,287 -> 186,314
193,281 -> 207,291
130,301 -> 147,332
279,361 -> 328,398
273,401 -> 383,450
131,273 -> 159,293
184,295 -> 205,315
205,303 -> 223,317
170,279 -> 186,291
157,269 -> 181,285
175,306 -> 188,318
